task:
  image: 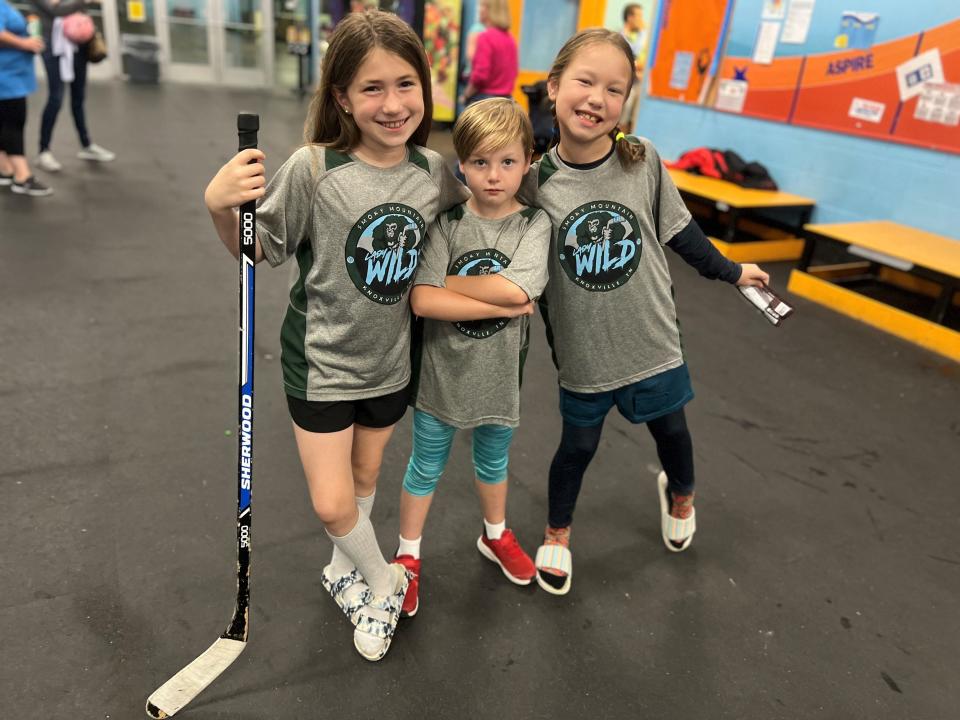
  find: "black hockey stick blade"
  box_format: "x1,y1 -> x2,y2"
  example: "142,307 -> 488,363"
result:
146,112 -> 260,718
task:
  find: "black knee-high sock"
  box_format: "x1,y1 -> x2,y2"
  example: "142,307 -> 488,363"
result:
547,420 -> 605,528
646,408 -> 695,495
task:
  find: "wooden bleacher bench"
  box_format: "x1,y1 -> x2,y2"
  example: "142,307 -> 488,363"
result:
667,168 -> 816,262
788,221 -> 960,362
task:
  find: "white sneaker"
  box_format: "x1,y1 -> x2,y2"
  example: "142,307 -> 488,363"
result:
77,143 -> 115,162
37,151 -> 62,172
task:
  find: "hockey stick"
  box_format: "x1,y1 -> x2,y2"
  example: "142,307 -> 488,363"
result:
146,112 -> 260,718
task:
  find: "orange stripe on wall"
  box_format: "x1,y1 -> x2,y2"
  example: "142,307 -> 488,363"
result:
800,35 -> 918,89
513,69 -> 549,109
577,3 -> 605,30
718,56 -> 805,92
508,0 -> 522,43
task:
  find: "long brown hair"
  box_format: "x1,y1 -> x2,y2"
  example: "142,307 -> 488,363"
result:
547,28 -> 646,166
304,11 -> 433,150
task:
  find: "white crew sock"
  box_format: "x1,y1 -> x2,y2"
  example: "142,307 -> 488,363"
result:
397,534 -> 422,559
484,518 -> 505,540
328,492 -> 375,576
327,513 -> 394,596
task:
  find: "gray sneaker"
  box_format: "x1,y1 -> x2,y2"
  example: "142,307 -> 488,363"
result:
77,143 -> 115,162
37,151 -> 62,172
11,177 -> 53,197
0,173 -> 12,187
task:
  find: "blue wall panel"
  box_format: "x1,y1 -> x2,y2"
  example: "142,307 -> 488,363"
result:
636,97 -> 960,239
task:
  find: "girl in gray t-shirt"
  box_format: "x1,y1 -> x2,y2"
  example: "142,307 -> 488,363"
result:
203,12 -> 467,662
520,30 -> 770,596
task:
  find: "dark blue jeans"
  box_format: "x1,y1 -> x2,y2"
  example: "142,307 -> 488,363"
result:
40,45 -> 90,152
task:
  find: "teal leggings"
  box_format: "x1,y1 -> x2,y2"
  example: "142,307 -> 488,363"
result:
402,410 -> 514,496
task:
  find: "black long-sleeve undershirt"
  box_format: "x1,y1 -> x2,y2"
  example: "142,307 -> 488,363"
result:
666,219 -> 742,283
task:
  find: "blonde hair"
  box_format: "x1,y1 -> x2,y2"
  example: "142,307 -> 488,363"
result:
304,11 -> 433,150
482,0 -> 511,31
453,98 -> 533,162
547,28 -> 646,166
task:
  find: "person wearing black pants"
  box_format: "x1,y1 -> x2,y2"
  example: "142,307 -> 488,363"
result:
0,0 -> 52,196
30,0 -> 114,172
548,407 -> 695,531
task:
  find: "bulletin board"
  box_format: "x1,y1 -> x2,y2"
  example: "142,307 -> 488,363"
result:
651,0 -> 960,154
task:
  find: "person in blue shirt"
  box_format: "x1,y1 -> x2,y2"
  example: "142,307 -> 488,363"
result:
0,0 -> 52,196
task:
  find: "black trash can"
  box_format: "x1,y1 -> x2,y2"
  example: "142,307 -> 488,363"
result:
121,36 -> 160,84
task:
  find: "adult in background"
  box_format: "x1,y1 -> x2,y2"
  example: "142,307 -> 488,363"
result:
619,3 -> 647,135
459,0 -> 517,107
31,0 -> 114,173
0,0 -> 52,195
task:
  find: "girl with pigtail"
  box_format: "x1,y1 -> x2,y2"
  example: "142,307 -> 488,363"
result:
519,29 -> 769,595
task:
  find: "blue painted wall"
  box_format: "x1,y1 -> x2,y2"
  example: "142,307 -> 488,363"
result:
635,96 -> 960,238
725,0 -> 954,58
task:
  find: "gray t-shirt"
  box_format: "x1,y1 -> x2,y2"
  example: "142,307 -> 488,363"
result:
413,203 -> 551,428
257,144 -> 469,401
519,138 -> 692,393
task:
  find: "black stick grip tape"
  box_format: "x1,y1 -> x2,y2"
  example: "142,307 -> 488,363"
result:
237,112 -> 259,151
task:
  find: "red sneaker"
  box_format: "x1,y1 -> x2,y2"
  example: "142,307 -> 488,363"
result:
476,529 -> 535,585
394,554 -> 421,617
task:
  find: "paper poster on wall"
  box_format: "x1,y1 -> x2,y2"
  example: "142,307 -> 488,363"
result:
715,79 -> 748,113
669,51 -> 695,90
423,0 -> 461,122
753,21 -> 780,65
127,0 -> 145,22
848,97 -> 885,124
914,83 -> 960,127
896,48 -> 945,102
781,0 -> 815,45
834,12 -> 879,50
762,0 -> 786,21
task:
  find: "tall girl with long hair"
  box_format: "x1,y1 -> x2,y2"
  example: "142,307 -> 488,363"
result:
520,29 -> 769,595
203,10 -> 468,660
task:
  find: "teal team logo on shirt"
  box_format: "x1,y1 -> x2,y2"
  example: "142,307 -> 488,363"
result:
451,248 -> 511,339
557,201 -> 642,291
345,203 -> 427,304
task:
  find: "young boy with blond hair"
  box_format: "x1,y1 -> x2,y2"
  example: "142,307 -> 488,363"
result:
394,98 -> 552,616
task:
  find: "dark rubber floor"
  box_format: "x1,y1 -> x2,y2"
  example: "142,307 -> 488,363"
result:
2,81 -> 958,719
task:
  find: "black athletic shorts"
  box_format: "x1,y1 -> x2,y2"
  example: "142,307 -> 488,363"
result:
286,384 -> 410,433
0,97 -> 27,156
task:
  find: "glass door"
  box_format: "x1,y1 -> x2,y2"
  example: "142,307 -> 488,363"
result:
167,0 -> 212,77
157,0 -> 270,84
220,0 -> 269,84
85,0 -> 114,80
156,0 -> 213,81
273,0 -> 310,89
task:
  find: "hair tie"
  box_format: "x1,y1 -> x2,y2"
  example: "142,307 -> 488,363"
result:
615,131 -> 625,141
